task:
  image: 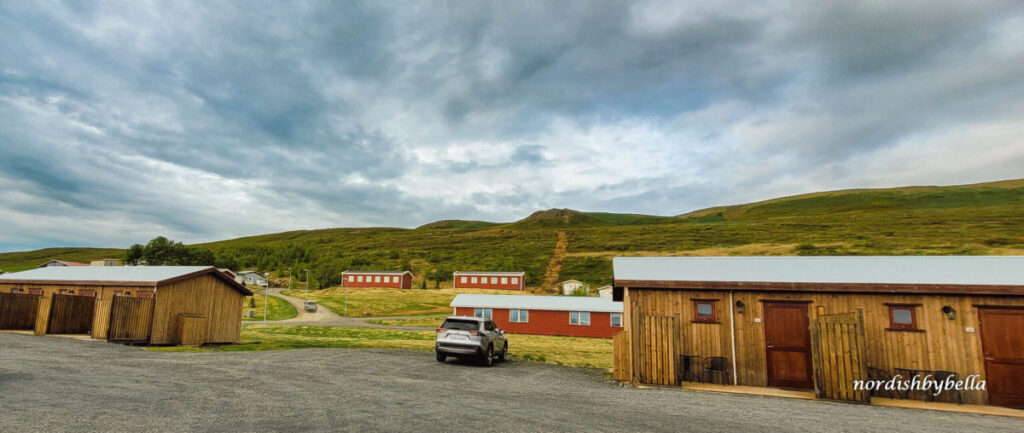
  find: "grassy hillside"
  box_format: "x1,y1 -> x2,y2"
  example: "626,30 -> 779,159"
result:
2,179 -> 1022,288
0,247 -> 124,273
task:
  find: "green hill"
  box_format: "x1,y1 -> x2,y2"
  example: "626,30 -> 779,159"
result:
2,179 -> 1022,288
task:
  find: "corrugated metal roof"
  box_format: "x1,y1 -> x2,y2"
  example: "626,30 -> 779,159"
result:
0,266 -> 216,283
450,294 -> 623,313
613,256 -> 1024,286
453,271 -> 525,276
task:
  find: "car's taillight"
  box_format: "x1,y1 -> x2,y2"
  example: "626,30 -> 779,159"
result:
470,330 -> 483,337
436,328 -> 446,333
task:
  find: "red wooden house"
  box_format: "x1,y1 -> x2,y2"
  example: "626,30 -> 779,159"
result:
452,271 -> 525,290
342,270 -> 413,289
450,294 -> 623,338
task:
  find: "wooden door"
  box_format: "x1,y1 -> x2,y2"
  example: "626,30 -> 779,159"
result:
763,301 -> 814,389
47,294 -> 95,334
978,308 -> 1024,408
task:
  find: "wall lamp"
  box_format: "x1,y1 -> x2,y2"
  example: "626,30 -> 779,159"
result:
735,300 -> 745,314
942,305 -> 956,320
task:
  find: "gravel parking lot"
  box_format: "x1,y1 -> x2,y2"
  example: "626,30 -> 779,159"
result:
0,333 -> 1020,432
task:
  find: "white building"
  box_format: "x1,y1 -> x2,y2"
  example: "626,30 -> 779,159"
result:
235,270 -> 268,287
561,279 -> 588,295
597,285 -> 613,298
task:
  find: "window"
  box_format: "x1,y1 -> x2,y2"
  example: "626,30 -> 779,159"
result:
80,289 -> 96,297
570,311 -> 591,326
491,277 -> 498,284
474,308 -> 492,319
460,277 -> 467,283
28,288 -> 42,295
9,288 -> 24,293
348,275 -> 355,282
374,276 -> 381,283
692,299 -> 718,323
391,276 -> 398,283
501,277 -> 508,285
357,275 -> 363,282
471,277 -> 478,284
610,313 -> 622,327
886,304 -> 922,331
511,277 -> 518,284
509,309 -> 529,323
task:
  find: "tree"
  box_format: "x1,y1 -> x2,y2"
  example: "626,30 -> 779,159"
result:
124,244 -> 144,265
132,236 -> 217,266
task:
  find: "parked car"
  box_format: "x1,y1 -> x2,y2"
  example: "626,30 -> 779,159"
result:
434,316 -> 508,366
303,300 -> 318,312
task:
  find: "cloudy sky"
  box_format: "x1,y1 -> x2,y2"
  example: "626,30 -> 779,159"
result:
1,1 -> 1023,252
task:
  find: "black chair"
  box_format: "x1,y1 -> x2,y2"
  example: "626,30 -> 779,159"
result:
679,355 -> 702,383
929,371 -> 963,404
702,357 -> 730,385
867,366 -> 901,399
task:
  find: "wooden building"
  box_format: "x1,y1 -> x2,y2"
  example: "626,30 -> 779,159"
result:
0,266 -> 251,345
452,271 -> 525,290
342,270 -> 413,289
611,256 -> 1024,409
450,294 -> 623,338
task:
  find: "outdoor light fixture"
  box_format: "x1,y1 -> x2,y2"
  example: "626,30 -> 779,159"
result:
942,305 -> 956,320
735,300 -> 745,314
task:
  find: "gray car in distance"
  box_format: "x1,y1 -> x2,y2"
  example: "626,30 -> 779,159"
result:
434,316 -> 508,366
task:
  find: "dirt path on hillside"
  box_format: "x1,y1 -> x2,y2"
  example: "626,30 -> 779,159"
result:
245,288 -> 438,331
541,231 -> 569,290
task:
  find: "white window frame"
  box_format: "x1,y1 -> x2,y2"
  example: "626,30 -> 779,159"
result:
471,276 -> 478,284
511,277 -> 518,284
501,277 -> 508,285
460,276 -> 467,284
490,277 -> 498,284
509,309 -> 529,323
374,276 -> 381,283
357,275 -> 363,282
348,275 -> 355,282
391,276 -> 398,283
474,308 -> 492,319
610,313 -> 622,328
570,311 -> 591,326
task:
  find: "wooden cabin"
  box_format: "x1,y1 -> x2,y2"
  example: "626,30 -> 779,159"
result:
0,266 -> 251,345
611,256 -> 1024,409
452,271 -> 525,290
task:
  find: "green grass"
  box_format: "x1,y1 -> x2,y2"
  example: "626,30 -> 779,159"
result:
281,286 -> 529,317
242,294 -> 299,321
146,325 -> 614,369
367,316 -> 449,328
3,179 -> 1022,289
0,247 -> 124,272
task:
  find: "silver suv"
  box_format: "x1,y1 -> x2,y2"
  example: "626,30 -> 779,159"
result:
435,316 -> 508,366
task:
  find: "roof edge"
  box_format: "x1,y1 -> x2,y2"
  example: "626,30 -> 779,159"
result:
614,279 -> 1024,297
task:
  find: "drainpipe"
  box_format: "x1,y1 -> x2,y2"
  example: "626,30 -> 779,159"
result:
729,291 -> 738,385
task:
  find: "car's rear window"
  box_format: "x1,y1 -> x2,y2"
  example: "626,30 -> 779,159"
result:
441,320 -> 479,331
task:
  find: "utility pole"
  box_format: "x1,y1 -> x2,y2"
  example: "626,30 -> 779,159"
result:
262,272 -> 269,326
342,274 -> 348,316
304,269 -> 310,298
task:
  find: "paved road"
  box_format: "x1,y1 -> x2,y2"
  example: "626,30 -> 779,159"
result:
248,288 -> 444,331
0,334 -> 1019,432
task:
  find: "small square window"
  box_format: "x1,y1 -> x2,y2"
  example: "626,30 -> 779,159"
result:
460,277 -> 467,283
692,299 -> 718,323
511,277 -> 518,284
611,313 -> 622,327
348,275 -> 355,282
491,277 -> 498,284
474,308 -> 492,319
886,304 -> 921,331
501,277 -> 508,285
570,311 -> 591,326
357,276 -> 363,282
471,277 -> 478,284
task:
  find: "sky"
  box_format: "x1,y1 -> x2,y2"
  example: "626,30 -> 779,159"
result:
1,1 -> 1023,252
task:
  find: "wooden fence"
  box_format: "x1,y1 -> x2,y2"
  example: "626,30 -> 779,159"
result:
613,331 -> 631,381
810,311 -> 870,403
107,296 -> 155,343
177,314 -> 207,346
0,293 -> 39,330
47,294 -> 95,334
631,313 -> 680,386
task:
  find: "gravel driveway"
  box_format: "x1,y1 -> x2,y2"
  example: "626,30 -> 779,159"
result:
0,333 -> 1019,432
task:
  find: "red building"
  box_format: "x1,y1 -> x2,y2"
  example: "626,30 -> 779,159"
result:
450,294 -> 623,338
452,271 -> 525,290
342,270 -> 413,289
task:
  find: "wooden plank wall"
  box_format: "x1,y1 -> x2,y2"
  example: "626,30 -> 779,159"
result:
810,311 -> 869,402
612,331 -> 631,381
630,307 -> 680,386
150,274 -> 244,344
624,288 -> 1024,405
47,294 -> 95,334
177,314 -> 208,346
107,296 -> 155,342
0,293 -> 39,330
0,283 -> 162,338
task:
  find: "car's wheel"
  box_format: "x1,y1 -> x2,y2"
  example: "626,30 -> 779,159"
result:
497,342 -> 508,362
481,345 -> 494,367
436,352 -> 446,362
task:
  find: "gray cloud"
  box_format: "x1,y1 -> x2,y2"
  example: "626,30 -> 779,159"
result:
1,0 -> 1023,251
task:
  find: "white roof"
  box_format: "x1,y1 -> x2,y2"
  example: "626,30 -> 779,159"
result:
451,294 -> 623,313
0,266 -> 216,283
613,256 -> 1024,286
453,271 -> 525,276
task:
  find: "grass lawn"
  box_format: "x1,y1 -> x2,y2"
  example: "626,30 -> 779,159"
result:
147,325 -> 613,370
242,294 -> 298,321
281,287 -> 530,318
366,316 -> 448,328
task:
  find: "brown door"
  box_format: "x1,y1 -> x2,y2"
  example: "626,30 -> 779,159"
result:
978,308 -> 1024,408
763,301 -> 814,389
